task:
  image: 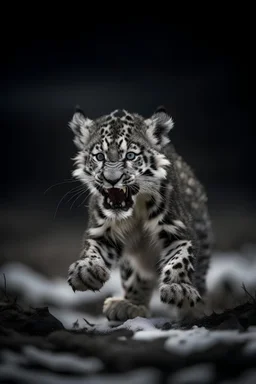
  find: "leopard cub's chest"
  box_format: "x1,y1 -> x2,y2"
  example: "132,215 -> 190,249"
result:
110,195 -> 161,269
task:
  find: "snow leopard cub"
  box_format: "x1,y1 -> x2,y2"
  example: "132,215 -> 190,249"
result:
67,106 -> 213,321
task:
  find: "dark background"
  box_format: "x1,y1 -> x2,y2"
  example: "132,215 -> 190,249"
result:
1,22 -> 255,277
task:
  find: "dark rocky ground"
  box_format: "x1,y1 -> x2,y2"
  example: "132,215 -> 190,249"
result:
0,280 -> 256,383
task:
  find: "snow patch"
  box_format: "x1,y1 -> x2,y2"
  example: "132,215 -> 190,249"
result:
165,327 -> 256,356
0,262 -> 123,308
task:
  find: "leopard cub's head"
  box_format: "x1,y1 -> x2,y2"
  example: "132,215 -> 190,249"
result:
69,106 -> 174,220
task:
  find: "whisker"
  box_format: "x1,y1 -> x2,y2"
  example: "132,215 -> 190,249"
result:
53,185 -> 85,219
65,186 -> 87,205
69,188 -> 91,210
78,190 -> 92,208
44,178 -> 78,195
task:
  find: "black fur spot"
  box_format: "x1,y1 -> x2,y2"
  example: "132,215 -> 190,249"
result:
187,246 -> 193,254
143,169 -> 154,177
183,257 -> 189,265
143,155 -> 148,164
177,300 -> 183,308
173,262 -> 182,269
163,277 -> 170,284
150,156 -> 157,170
158,230 -> 171,248
123,268 -> 133,280
149,202 -> 166,219
146,198 -> 155,210
179,272 -> 185,278
165,270 -> 170,276
154,124 -> 166,145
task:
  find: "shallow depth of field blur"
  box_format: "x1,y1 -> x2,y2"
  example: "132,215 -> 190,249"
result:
1,23 -> 255,282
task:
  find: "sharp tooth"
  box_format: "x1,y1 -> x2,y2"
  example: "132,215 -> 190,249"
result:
121,201 -> 125,207
122,187 -> 127,193
107,198 -> 110,204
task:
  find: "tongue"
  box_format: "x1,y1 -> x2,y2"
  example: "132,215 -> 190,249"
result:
108,188 -> 125,204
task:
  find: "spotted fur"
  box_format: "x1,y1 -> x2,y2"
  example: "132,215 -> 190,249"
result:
67,106 -> 213,321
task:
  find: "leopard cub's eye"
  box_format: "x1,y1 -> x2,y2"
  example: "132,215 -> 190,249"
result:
96,153 -> 105,161
126,152 -> 136,160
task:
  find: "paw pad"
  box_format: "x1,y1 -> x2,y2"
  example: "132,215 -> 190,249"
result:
103,297 -> 150,321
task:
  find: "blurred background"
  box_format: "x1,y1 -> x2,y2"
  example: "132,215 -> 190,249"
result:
1,22 -> 255,279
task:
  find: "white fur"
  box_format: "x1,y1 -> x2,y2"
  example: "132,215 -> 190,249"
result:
69,112 -> 94,149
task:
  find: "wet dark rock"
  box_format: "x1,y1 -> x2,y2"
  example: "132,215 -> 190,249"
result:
182,302 -> 256,330
216,314 -> 245,331
160,322 -> 173,330
0,301 -> 64,336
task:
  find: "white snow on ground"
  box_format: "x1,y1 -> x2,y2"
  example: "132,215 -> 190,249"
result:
133,324 -> 256,354
0,246 -> 256,318
0,262 -> 123,309
165,327 -> 256,355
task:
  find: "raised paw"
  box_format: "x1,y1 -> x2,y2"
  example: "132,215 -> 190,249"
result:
160,282 -> 201,309
103,297 -> 150,321
68,258 -> 110,292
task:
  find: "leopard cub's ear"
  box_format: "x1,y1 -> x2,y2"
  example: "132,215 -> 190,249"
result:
144,106 -> 174,148
68,106 -> 94,149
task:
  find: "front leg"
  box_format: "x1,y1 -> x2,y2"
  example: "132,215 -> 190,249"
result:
158,238 -> 201,311
68,236 -> 119,292
103,257 -> 155,321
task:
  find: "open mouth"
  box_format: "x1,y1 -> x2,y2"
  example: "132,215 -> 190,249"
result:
103,187 -> 133,211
